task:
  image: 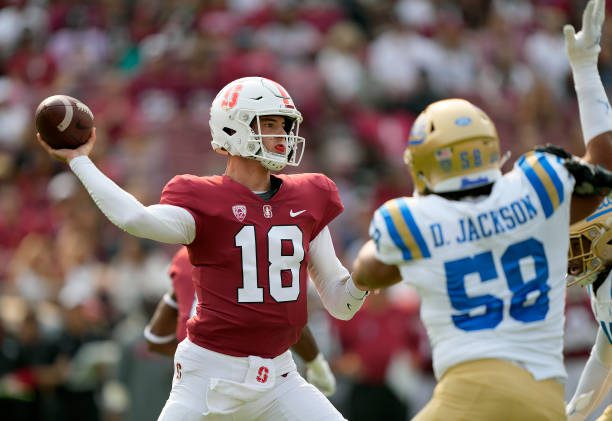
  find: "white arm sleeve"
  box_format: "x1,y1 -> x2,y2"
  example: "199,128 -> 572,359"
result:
572,63 -> 612,145
69,156 -> 196,244
308,226 -> 367,320
566,329 -> 612,421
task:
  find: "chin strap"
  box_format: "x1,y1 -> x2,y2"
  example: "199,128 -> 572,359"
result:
500,150 -> 512,167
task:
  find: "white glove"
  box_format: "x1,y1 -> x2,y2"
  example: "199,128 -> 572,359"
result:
566,391 -> 592,421
306,353 -> 336,397
564,0 -> 605,69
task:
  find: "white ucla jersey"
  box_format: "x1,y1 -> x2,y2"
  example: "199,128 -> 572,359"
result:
370,151 -> 575,381
587,271 -> 612,345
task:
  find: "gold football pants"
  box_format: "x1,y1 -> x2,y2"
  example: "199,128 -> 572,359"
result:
413,359 -> 565,421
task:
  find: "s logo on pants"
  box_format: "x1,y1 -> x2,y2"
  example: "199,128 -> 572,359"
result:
256,366 -> 269,383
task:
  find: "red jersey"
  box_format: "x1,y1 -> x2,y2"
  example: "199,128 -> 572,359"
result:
160,173 -> 343,358
168,247 -> 195,342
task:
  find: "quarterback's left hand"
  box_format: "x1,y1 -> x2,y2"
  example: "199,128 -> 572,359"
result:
306,354 -> 336,397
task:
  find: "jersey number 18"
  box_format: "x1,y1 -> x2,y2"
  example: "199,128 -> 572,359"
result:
235,225 -> 304,303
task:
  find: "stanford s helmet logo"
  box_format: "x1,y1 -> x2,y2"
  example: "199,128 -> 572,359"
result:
221,83 -> 243,110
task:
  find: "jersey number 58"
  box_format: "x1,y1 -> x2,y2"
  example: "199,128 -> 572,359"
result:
445,238 -> 550,331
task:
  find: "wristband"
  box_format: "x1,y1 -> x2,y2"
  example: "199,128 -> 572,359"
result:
143,325 -> 176,344
163,292 -> 178,309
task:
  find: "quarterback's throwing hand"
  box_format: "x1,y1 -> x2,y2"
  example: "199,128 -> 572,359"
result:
564,0 -> 605,68
36,127 -> 97,164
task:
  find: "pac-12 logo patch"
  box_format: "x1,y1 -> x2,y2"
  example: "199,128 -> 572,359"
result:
232,205 -> 247,222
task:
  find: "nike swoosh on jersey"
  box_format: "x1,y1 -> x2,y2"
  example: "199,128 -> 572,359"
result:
289,209 -> 306,217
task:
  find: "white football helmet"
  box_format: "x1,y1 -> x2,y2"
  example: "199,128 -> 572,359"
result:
209,77 -> 305,171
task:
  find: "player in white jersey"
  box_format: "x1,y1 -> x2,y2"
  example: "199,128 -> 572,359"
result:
566,195 -> 611,421
351,1 -> 612,419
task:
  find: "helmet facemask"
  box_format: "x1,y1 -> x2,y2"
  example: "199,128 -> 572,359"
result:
567,206 -> 612,287
249,114 -> 305,171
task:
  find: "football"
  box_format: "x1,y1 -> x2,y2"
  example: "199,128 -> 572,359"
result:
35,95 -> 94,149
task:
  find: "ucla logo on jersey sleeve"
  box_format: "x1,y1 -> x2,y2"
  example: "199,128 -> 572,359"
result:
518,151 -> 565,218
378,199 -> 430,261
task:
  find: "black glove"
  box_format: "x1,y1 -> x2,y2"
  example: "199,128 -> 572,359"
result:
534,144 -> 612,196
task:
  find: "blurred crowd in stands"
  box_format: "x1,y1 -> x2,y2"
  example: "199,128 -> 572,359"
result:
0,0 -> 607,419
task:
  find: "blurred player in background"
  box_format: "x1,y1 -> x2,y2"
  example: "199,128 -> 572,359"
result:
351,0 -> 612,419
145,246 -> 337,397
566,195 -> 611,421
38,76 -> 367,420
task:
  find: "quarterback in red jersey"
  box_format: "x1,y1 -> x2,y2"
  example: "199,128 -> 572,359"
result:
145,247 -> 337,397
38,76 -> 366,420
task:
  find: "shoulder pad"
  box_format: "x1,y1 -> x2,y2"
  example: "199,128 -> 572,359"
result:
375,198 -> 431,261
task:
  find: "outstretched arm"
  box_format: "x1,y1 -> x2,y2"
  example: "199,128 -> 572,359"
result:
291,326 -> 336,396
37,131 -> 195,244
352,240 -> 402,291
307,227 -> 368,320
565,0 -> 612,221
566,328 -> 612,420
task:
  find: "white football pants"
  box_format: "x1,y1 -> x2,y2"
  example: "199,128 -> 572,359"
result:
157,339 -> 345,421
